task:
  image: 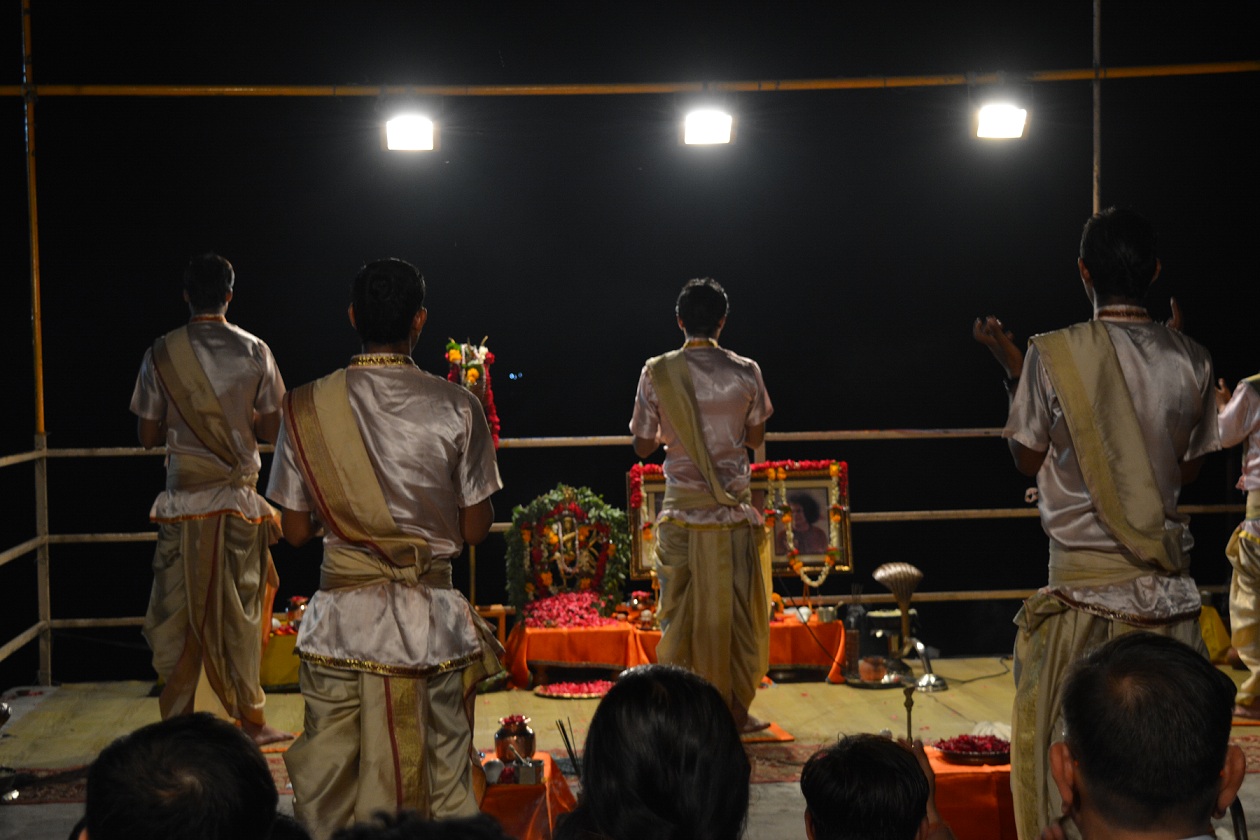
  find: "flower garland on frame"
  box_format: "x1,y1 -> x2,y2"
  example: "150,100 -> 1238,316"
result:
445,338 -> 501,447
628,463 -> 664,546
756,460 -> 848,589
506,484 -> 630,623
631,460 -> 849,589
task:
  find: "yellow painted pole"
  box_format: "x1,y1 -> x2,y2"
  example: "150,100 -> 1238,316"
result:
21,0 -> 52,686
1092,0 -> 1102,214
0,61 -> 1255,100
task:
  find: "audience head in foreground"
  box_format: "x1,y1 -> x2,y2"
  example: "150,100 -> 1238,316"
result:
801,734 -> 952,840
1050,632 -> 1245,839
330,811 -> 511,840
79,712 -> 278,840
555,664 -> 750,840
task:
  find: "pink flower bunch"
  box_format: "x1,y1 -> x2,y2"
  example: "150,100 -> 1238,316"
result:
499,714 -> 530,727
523,591 -> 619,629
933,734 -> 1009,754
537,680 -> 614,697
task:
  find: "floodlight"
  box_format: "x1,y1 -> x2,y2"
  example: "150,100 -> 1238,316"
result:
975,103 -> 1028,140
385,114 -> 437,151
683,109 -> 734,145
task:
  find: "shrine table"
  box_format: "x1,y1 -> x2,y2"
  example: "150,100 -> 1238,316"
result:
481,752 -> 576,840
928,749 -> 1017,840
504,615 -> 846,688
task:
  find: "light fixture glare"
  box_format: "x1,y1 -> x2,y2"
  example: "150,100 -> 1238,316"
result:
683,109 -> 733,145
976,103 -> 1027,139
386,115 -> 436,151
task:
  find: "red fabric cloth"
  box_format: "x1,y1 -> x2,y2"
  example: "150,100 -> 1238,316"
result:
928,750 -> 1018,840
503,617 -> 846,687
481,752 -> 576,840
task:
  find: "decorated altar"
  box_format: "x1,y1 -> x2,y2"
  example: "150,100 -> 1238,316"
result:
503,612 -> 846,688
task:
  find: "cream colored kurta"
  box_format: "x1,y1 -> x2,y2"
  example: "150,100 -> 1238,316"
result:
130,319 -> 285,725
1004,316 -> 1217,840
131,319 -> 285,523
629,344 -> 773,712
266,357 -> 503,838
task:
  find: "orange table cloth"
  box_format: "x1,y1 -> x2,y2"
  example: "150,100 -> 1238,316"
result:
481,752 -> 577,840
504,616 -> 846,687
928,749 -> 1017,840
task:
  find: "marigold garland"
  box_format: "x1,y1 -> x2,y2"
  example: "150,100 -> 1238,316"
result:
445,338 -> 501,447
506,484 -> 630,622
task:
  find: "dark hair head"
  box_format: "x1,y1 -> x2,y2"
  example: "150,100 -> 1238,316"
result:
351,258 -> 427,345
559,664 -> 749,840
1078,207 -> 1158,302
330,810 -> 511,840
675,277 -> 729,338
1062,632 -> 1235,831
183,253 -> 235,311
84,713 -> 278,840
788,492 -> 821,525
270,814 -> 313,840
800,734 -> 928,840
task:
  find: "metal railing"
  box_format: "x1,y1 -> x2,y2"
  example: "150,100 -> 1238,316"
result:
1,428 -> 1244,684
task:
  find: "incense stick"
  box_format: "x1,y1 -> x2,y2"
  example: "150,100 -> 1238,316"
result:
556,718 -> 581,778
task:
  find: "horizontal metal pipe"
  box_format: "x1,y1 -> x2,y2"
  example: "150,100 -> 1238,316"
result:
768,428 -> 1002,441
498,435 -> 632,449
47,532 -> 157,545
0,535 -> 43,569
0,449 -> 43,469
1,61 -> 1255,100
48,617 -> 144,629
0,621 -> 44,663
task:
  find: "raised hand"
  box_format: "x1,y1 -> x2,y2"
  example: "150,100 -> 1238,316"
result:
1165,297 -> 1183,332
1216,377 -> 1233,412
972,316 -> 1024,380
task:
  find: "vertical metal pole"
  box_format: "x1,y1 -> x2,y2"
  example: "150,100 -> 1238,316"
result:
1092,0 -> 1102,213
22,0 -> 52,685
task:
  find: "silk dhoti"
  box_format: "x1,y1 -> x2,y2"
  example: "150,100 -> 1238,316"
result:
143,515 -> 276,725
286,662 -> 478,840
1228,494 -> 1260,705
1010,592 -> 1205,840
654,519 -> 769,713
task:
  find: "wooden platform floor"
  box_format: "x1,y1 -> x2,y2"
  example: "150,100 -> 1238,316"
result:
0,657 -> 1017,770
4,657 -> 1260,840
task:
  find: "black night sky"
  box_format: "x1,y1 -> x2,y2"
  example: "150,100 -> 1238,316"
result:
2,1 -> 1257,688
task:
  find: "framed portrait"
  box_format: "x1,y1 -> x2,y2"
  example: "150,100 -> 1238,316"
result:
627,461 -> 852,580
764,469 -> 853,577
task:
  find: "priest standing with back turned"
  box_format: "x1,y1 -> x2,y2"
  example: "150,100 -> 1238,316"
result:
630,277 -> 774,732
130,252 -> 289,746
973,207 -> 1218,839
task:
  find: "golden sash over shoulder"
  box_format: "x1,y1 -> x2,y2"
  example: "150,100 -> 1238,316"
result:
1033,320 -> 1184,573
153,326 -> 260,492
283,370 -> 437,586
646,349 -> 743,509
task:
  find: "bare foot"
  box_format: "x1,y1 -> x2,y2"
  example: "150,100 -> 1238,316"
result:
739,715 -> 772,734
242,720 -> 294,746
